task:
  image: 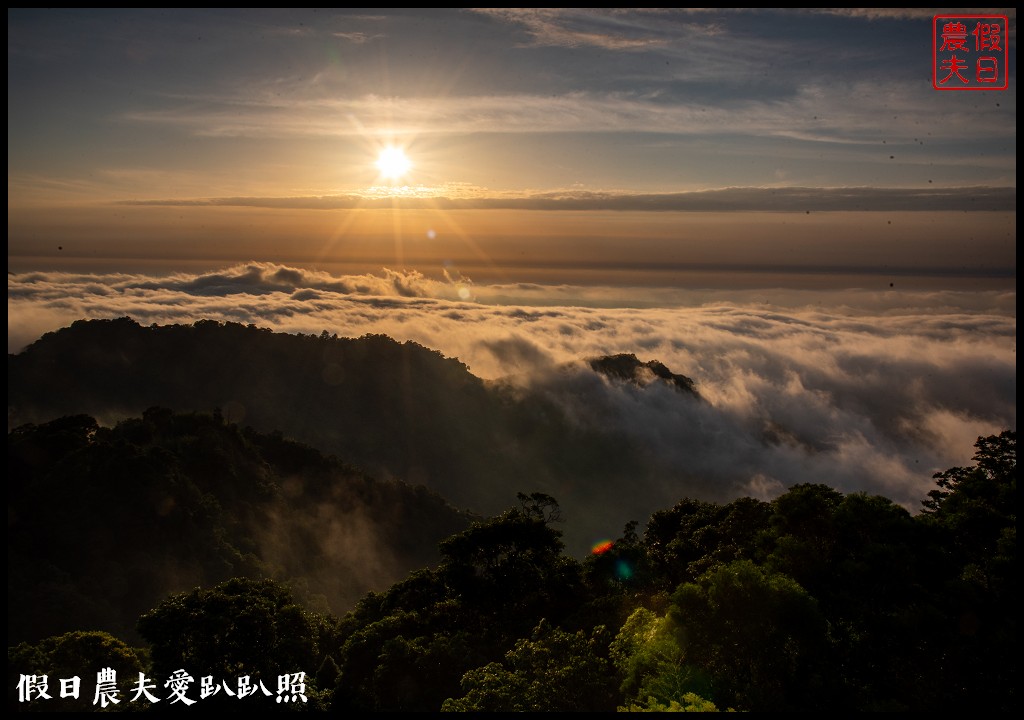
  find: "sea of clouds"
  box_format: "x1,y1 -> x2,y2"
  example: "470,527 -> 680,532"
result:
8,261 -> 1016,518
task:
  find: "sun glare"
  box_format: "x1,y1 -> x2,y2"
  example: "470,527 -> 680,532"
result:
376,146 -> 412,181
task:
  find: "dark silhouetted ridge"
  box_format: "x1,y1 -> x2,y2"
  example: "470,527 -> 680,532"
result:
9,318 -> 718,553
8,407 -> 473,644
589,353 -> 700,398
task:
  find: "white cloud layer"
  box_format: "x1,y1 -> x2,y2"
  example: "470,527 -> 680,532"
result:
8,262 -> 1016,531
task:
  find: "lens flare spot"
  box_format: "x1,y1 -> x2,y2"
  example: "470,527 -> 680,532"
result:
615,559 -> 634,581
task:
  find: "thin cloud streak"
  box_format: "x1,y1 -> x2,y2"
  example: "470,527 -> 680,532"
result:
120,81 -> 1014,143
818,8 -> 1015,21
471,8 -> 679,50
116,186 -> 1017,212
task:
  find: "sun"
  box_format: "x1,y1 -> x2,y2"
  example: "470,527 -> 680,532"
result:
376,146 -> 412,181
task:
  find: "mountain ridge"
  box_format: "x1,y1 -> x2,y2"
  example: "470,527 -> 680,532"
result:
9,317 -> 720,553
8,407 -> 474,644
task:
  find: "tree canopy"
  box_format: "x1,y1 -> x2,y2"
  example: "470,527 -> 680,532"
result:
7,429 -> 1017,712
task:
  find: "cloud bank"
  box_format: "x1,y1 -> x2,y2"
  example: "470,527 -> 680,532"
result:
8,262 -> 1016,537
117,186 -> 1017,213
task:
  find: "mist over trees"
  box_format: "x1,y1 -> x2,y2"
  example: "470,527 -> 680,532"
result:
8,431 -> 1015,712
8,409 -> 472,645
7,319 -> 1016,712
8,318 -> 718,550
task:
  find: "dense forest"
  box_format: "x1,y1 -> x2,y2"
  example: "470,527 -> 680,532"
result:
7,320 -> 1017,711
8,410 -> 472,646
8,416 -> 1016,711
8,318 -> 735,552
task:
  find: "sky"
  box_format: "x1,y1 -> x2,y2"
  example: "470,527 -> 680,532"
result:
7,8 -> 1016,276
6,9 -> 1017,521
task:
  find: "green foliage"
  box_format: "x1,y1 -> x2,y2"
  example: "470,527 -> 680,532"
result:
137,577 -> 338,709
915,431 -> 1017,712
7,352 -> 1017,718
923,431 -> 1015,513
669,560 -> 828,711
332,499 -> 591,711
441,620 -> 616,712
643,497 -> 772,590
8,409 -> 470,644
332,438 -> 1017,713
922,431 -> 1015,550
609,609 -> 671,696
437,505 -> 584,632
8,630 -> 144,712
608,607 -> 714,711
371,633 -> 479,712
620,692 -> 724,712
764,484 -> 844,591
